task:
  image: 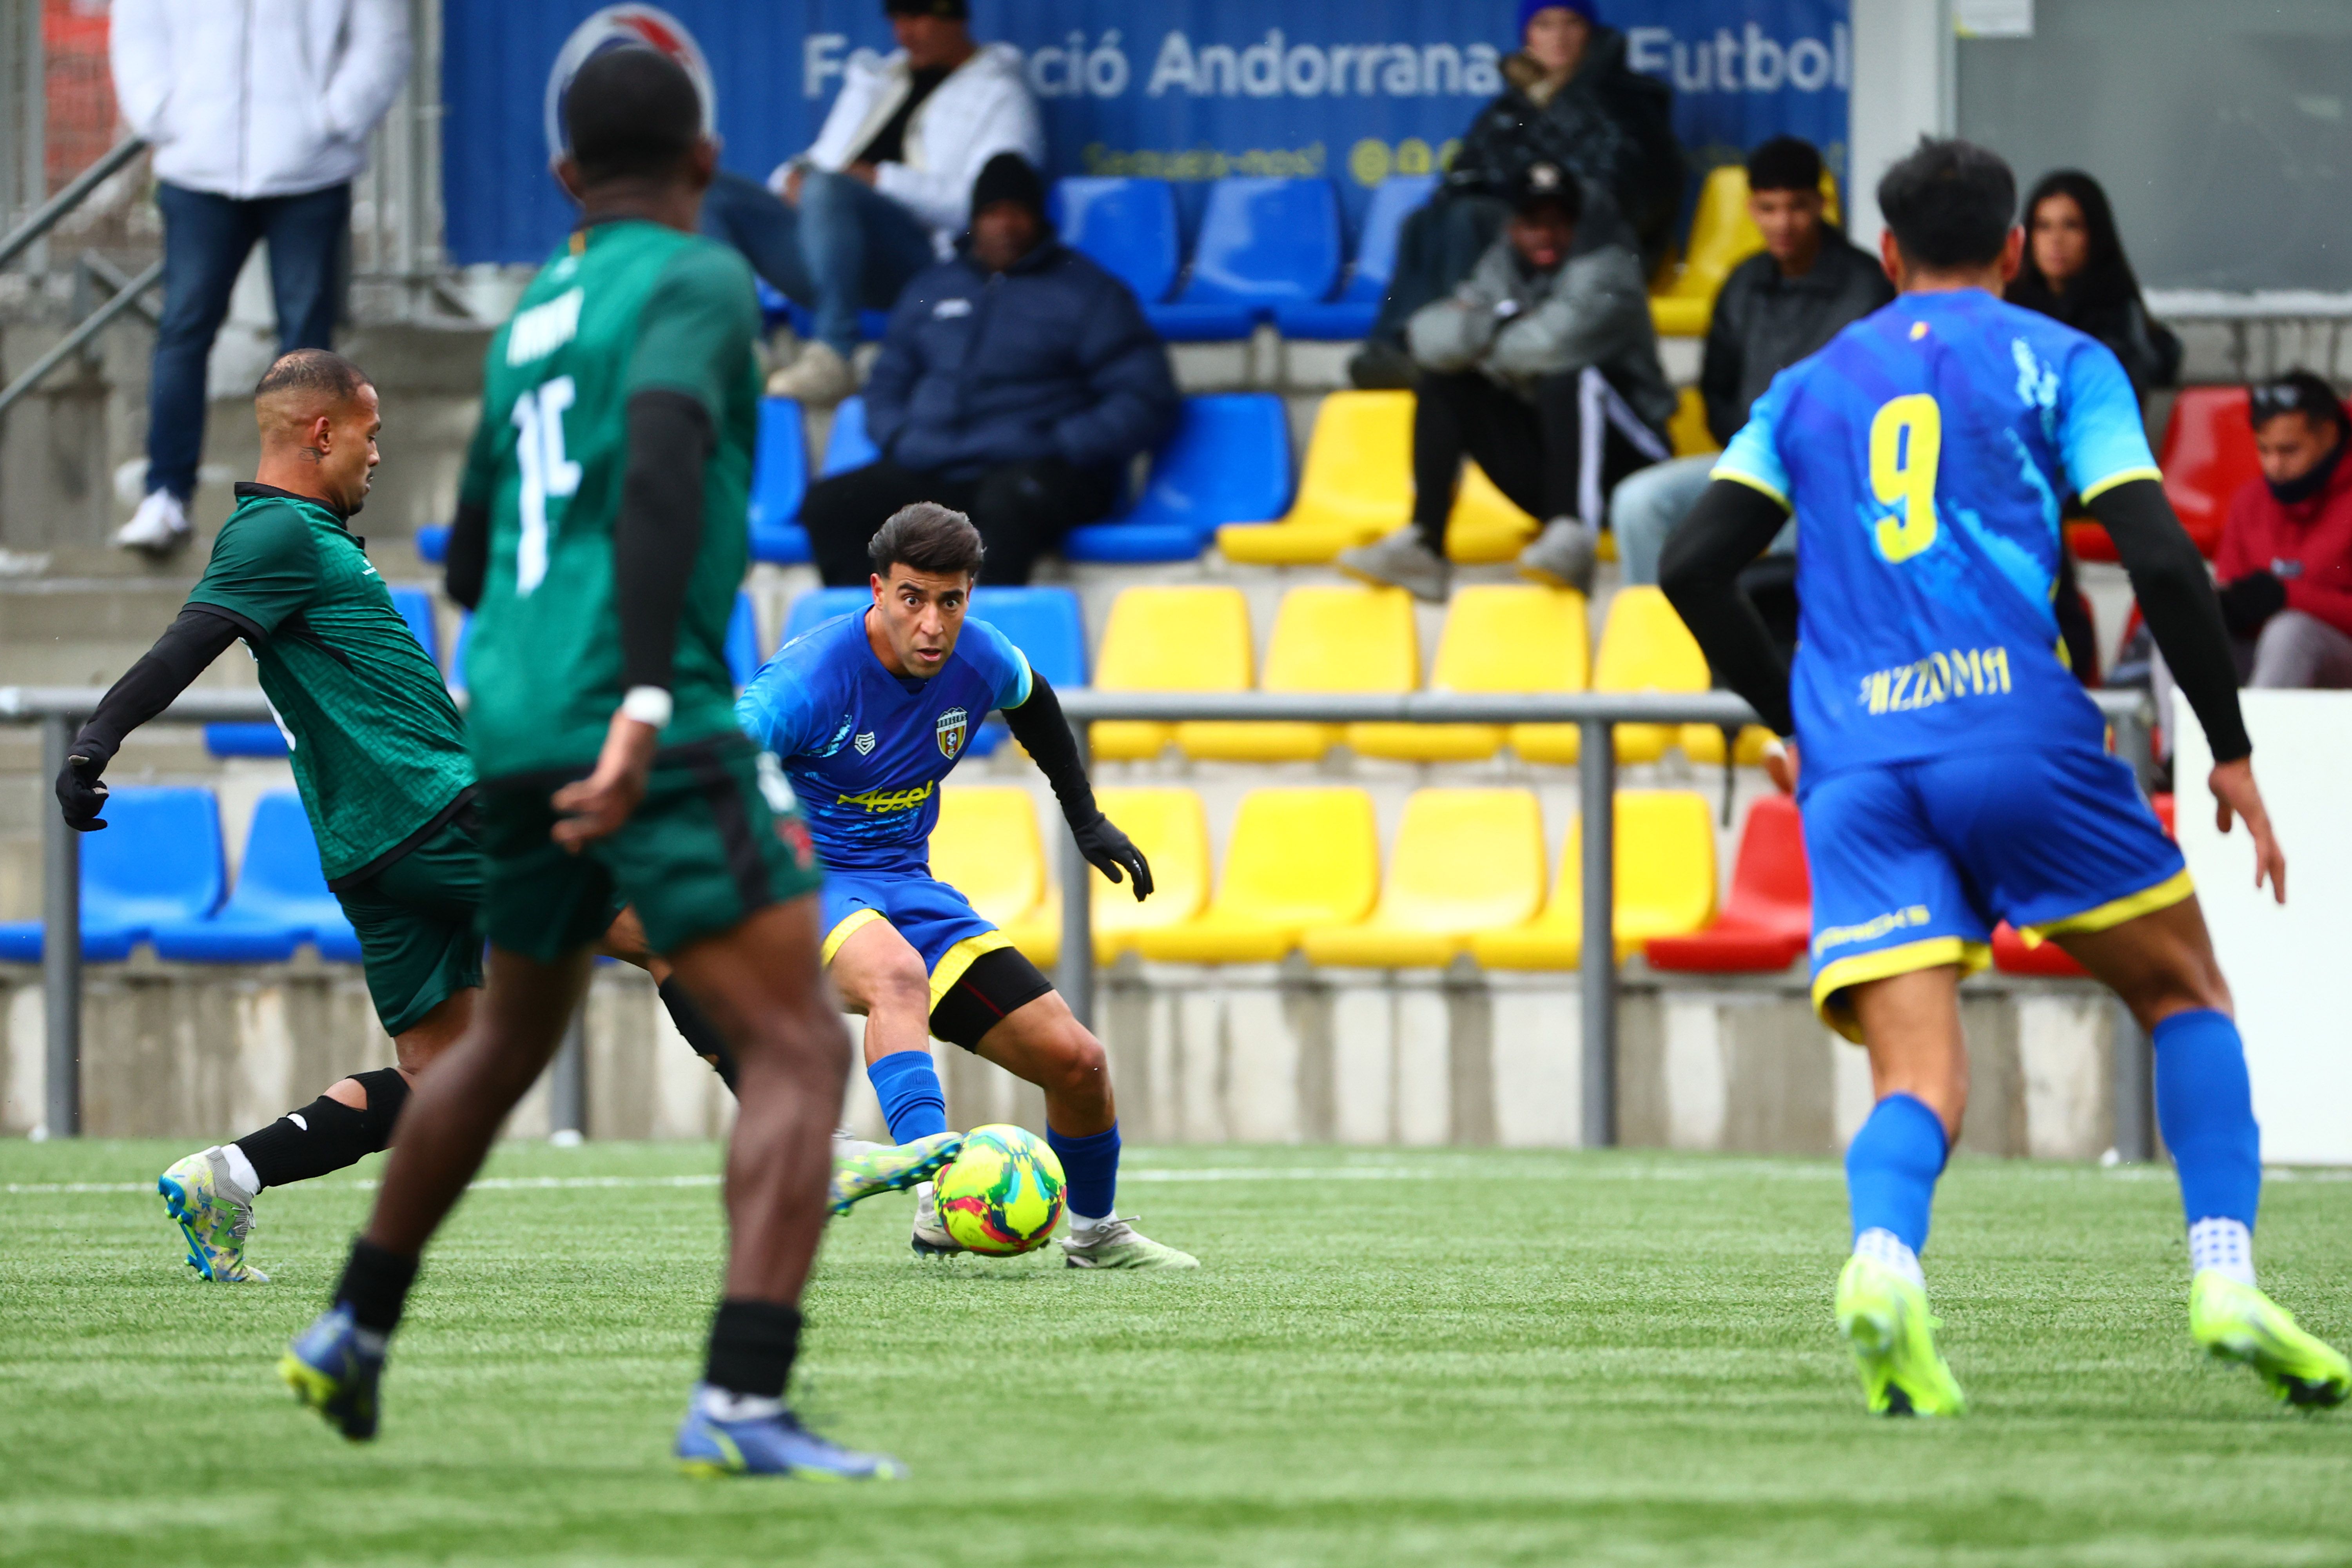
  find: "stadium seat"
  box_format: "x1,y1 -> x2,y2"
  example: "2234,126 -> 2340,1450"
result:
781,585 -> 871,645
928,787 -> 1053,968
1300,789 -> 1546,968
1650,165 -> 1843,338
390,586 -> 440,665
1670,385 -> 1720,457
748,397 -> 811,564
1064,394 -> 1292,564
1272,174 -> 1438,339
1089,586 -> 1253,762
1151,178 -> 1343,342
963,586 -> 1086,757
1991,921 -> 2089,977
1051,177 -> 1181,306
725,592 -> 764,688
151,792 -> 358,962
1088,787 -> 1211,961
1645,795 -> 1811,971
1133,788 -> 1380,963
821,395 -> 879,476
1180,585 -> 1416,762
1512,586 -> 1710,765
1349,585 -> 1588,762
414,523 -> 449,563
1470,791 -> 1716,968
2072,386 -> 2276,563
0,787 -> 225,962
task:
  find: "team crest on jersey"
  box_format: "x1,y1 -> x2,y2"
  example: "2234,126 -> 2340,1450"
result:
935,707 -> 969,760
853,731 -> 877,755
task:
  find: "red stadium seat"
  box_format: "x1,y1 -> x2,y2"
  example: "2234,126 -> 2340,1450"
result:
1644,795 -> 1810,971
2069,386 -> 2352,564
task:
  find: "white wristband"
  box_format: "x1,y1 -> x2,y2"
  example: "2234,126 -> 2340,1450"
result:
620,686 -> 673,729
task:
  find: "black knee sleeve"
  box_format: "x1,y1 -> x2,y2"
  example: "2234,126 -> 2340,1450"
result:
234,1071 -> 405,1190
351,1066 -> 411,1147
660,978 -> 740,1093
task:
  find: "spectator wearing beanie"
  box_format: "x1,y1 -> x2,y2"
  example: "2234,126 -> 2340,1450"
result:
2010,171 -> 2180,399
1613,136 -> 1893,586
1350,0 -> 1674,390
701,0 -> 1043,407
798,154 -> 1178,587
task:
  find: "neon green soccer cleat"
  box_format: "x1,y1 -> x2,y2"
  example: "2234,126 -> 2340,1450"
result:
2190,1271 -> 2351,1408
158,1147 -> 267,1283
828,1131 -> 964,1217
1835,1253 -> 1964,1417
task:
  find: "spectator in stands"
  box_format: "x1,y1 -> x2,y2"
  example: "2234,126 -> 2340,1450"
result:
106,0 -> 410,555
2009,171 -> 2180,398
1338,163 -> 1673,602
1614,137 -> 1893,585
2154,372 -> 2352,747
799,155 -> 1177,588
701,0 -> 1042,408
1349,0 -> 1674,390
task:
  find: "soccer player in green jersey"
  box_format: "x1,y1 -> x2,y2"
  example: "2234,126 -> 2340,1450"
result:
281,47 -> 923,1479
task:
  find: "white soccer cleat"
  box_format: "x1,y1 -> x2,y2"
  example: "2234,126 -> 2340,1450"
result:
1060,1216 -> 1199,1271
909,1180 -> 966,1258
114,490 -> 192,555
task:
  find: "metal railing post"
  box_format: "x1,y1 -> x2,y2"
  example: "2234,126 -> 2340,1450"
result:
2110,996 -> 2154,1163
1054,720 -> 1096,1031
0,136 -> 146,273
40,715 -> 81,1137
548,1009 -> 586,1142
1577,720 -> 1617,1148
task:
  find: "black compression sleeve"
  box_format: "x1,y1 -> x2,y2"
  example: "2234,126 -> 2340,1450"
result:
444,497 -> 490,611
1658,479 -> 1797,737
71,605 -> 243,767
2085,477 -> 2251,762
614,389 -> 715,695
1000,671 -> 1099,828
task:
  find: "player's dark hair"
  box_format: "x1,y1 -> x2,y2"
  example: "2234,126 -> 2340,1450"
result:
1876,137 -> 2016,272
1745,136 -> 1823,197
869,502 -> 985,579
2249,370 -> 2350,442
563,47 -> 702,185
253,348 -> 370,407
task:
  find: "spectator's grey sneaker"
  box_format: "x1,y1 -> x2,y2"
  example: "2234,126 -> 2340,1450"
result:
1516,516 -> 1600,595
766,341 -> 857,407
1061,1216 -> 1200,1271
113,490 -> 192,556
1337,526 -> 1450,603
909,1181 -> 965,1258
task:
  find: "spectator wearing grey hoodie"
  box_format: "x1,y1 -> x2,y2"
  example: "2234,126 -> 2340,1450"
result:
1338,163 -> 1673,603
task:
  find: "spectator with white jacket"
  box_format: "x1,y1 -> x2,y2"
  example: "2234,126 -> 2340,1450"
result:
107,0 -> 409,555
701,0 -> 1042,407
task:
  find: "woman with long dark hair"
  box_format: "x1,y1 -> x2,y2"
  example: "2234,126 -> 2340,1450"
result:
2009,170 -> 2181,396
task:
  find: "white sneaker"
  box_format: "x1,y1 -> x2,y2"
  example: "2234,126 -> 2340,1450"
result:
765,341 -> 858,407
910,1180 -> 965,1258
114,490 -> 192,555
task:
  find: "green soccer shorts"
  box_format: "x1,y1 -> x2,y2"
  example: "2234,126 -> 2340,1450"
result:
333,807 -> 485,1038
477,736 -> 824,963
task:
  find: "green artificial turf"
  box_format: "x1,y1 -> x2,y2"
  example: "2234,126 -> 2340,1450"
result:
3,1140 -> 2348,1568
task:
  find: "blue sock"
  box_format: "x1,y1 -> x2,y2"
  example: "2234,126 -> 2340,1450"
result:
866,1051 -> 947,1145
1046,1122 -> 1120,1222
1845,1093 -> 1948,1254
2153,1008 -> 2262,1230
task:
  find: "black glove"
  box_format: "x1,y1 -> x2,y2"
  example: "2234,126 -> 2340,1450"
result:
54,745 -> 113,832
2214,569 -> 2287,639
1073,813 -> 1153,902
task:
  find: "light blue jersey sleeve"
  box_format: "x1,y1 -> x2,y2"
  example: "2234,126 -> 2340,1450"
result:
2056,339 -> 2161,502
1711,367 -> 1797,508
962,618 -> 1036,711
735,649 -> 828,759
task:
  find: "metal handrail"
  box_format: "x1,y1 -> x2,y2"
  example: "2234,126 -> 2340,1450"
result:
0,257 -> 164,421
0,684 -> 2155,1143
0,136 -> 147,272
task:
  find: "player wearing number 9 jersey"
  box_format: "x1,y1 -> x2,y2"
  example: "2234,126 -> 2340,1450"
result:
1662,138 -> 2346,1418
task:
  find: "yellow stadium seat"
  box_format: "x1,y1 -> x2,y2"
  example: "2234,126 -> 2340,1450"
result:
1669,385 -> 1720,457
1470,791 -> 1717,969
1217,391 -> 1412,564
1181,585 -> 1417,762
927,787 -> 1053,965
1445,461 -> 1540,564
1134,788 -> 1380,963
1300,789 -> 1546,968
1650,165 -> 1844,338
1512,585 -> 1708,765
1089,586 -> 1254,762
1090,787 -> 1210,961
1349,584 -> 1588,762
1681,720 -> 1777,766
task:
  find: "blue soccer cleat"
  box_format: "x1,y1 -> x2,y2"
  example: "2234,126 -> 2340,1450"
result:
674,1386 -> 909,1480
279,1304 -> 387,1441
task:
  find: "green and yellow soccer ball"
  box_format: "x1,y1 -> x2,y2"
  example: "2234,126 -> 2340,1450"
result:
936,1124 -> 1066,1255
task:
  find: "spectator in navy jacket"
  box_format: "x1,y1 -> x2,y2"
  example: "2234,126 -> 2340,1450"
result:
800,154 -> 1179,586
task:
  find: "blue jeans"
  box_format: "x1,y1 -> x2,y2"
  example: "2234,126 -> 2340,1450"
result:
1609,454 -> 1796,586
147,181 -> 349,501
699,169 -> 935,356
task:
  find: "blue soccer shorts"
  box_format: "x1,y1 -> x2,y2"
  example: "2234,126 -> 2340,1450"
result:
1800,743 -> 2190,1042
818,869 -> 1018,1014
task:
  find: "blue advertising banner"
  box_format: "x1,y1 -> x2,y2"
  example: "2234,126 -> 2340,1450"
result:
443,0 -> 1849,266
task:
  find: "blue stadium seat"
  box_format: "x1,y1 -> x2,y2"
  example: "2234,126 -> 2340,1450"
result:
726,591 -> 765,688
0,787 -> 225,961
749,397 -> 811,565
1065,394 -> 1293,563
1149,178 -> 1342,342
151,792 -> 358,962
767,289 -> 892,345
205,586 -> 441,760
1274,175 -> 1437,340
449,612 -> 473,693
963,586 -> 1085,756
415,524 -> 449,563
822,395 -> 880,476
781,586 -> 872,646
390,586 -> 440,665
1051,177 -> 1180,305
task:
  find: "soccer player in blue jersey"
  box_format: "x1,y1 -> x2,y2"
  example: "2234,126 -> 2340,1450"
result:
739,503 -> 1198,1269
1660,138 -> 2348,1416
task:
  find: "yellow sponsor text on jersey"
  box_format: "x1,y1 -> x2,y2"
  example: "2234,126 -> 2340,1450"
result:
1858,645 -> 2012,717
836,781 -> 936,814
1813,904 -> 1933,958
